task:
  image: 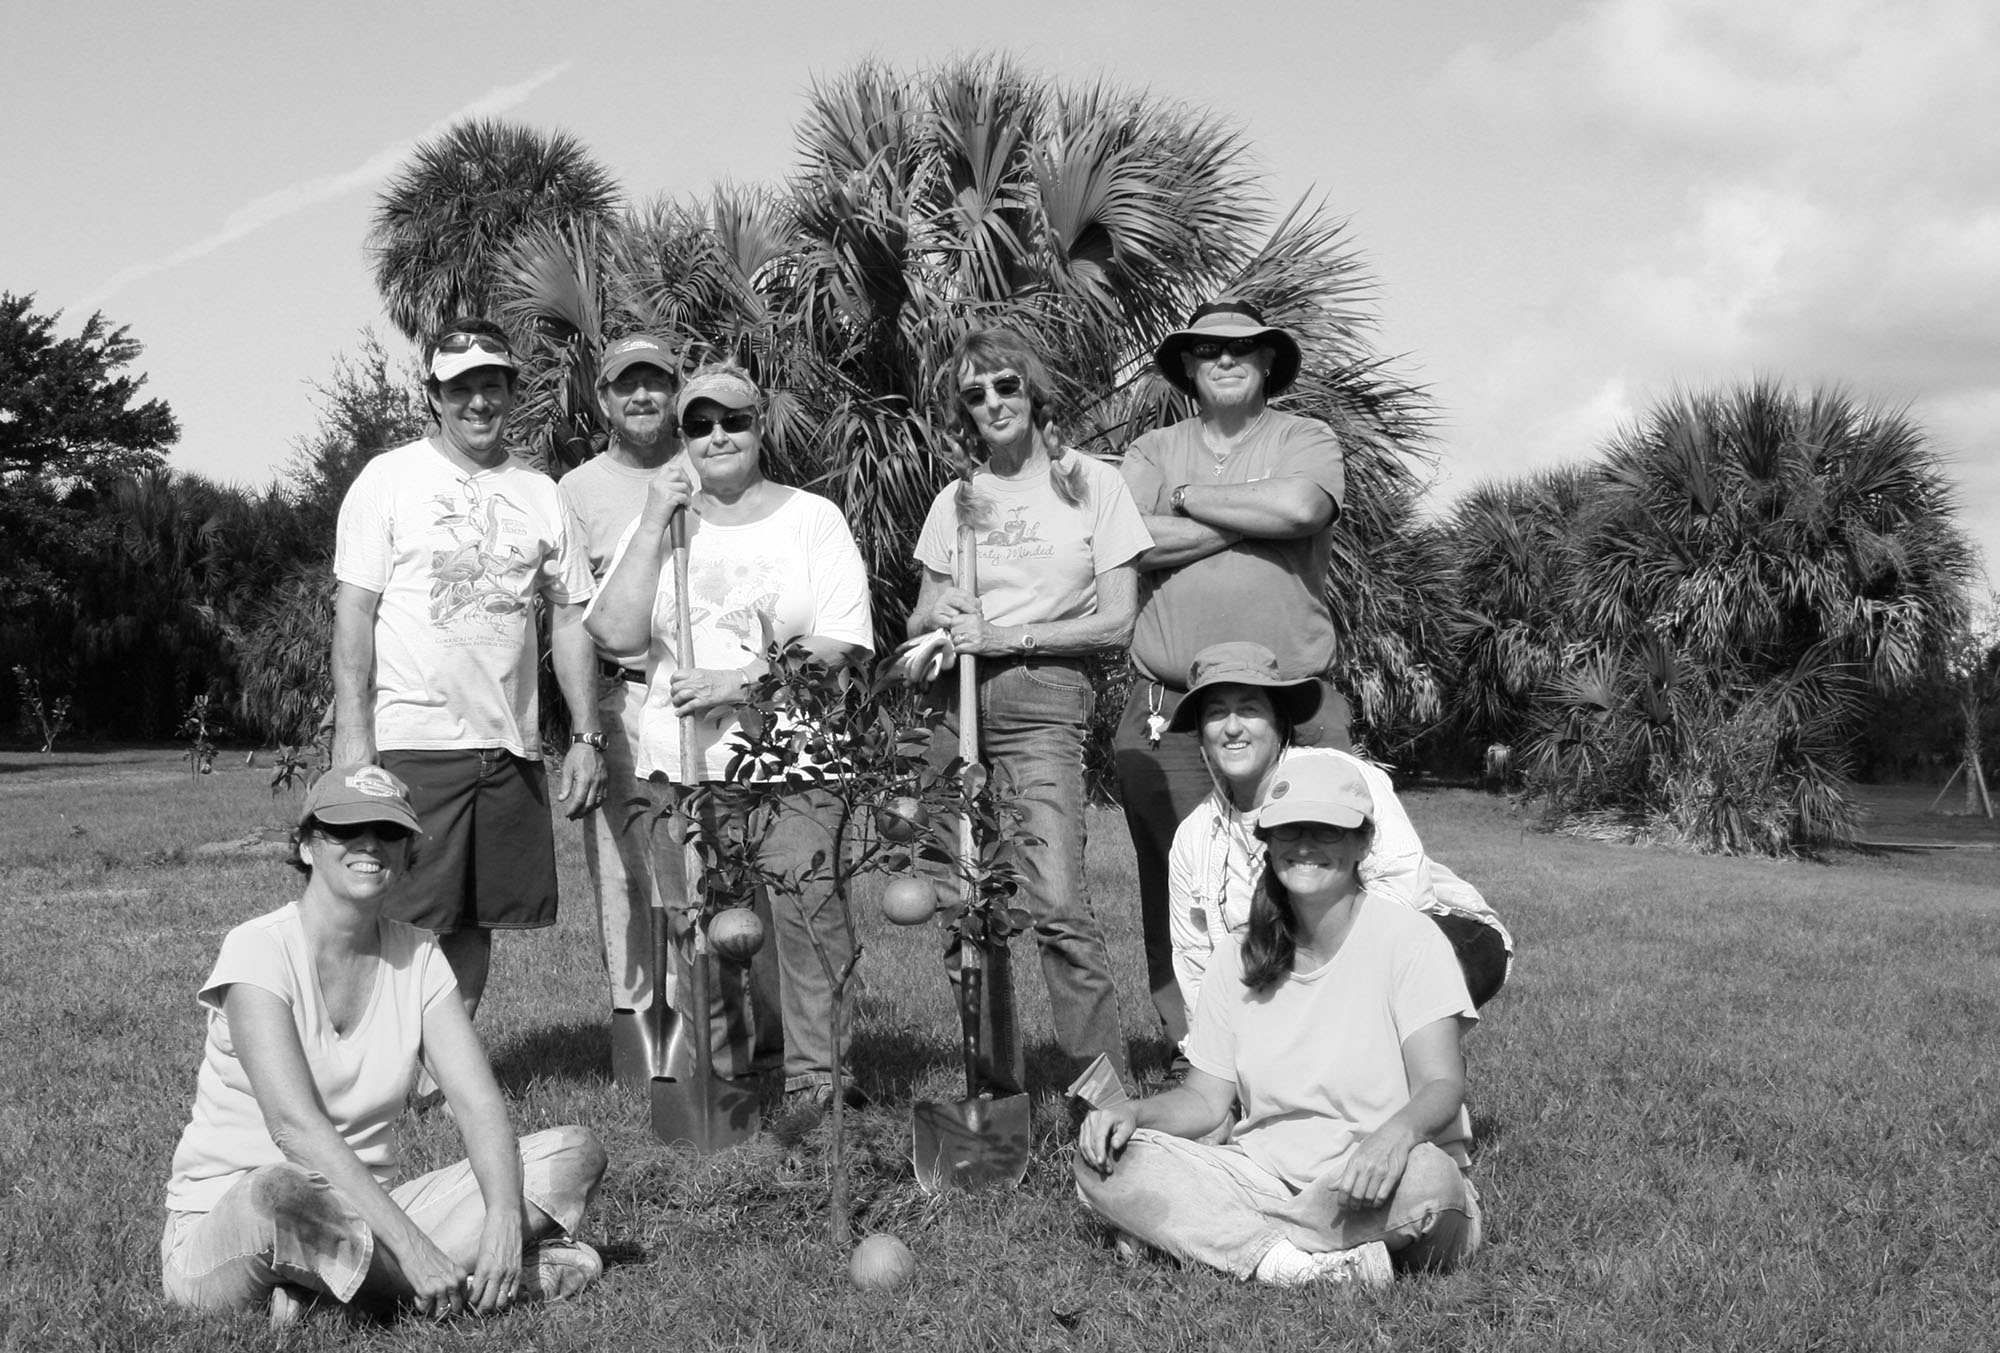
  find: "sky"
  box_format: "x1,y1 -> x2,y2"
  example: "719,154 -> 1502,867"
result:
7,0 -> 1997,583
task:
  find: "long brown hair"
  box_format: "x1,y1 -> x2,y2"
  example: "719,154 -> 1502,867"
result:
1239,822 -> 1374,993
946,327 -> 1086,527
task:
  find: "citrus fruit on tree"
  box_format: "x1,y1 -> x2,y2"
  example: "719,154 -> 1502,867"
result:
873,795 -> 929,844
708,907 -> 765,961
878,877 -> 936,926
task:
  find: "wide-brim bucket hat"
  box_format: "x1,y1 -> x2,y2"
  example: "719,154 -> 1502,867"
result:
1168,641 -> 1325,733
1152,298 -> 1303,399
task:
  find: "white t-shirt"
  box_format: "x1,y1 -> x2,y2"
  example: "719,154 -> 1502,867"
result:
1185,890 -> 1476,1189
164,903 -> 459,1213
334,438 -> 594,758
595,487 -> 873,782
912,453 -> 1150,625
1170,748 -> 1428,1020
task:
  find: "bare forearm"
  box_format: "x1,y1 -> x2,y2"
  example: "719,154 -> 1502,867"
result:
1131,1083 -> 1232,1139
1175,479 -> 1335,540
586,537 -> 666,656
1132,514 -> 1239,570
330,585 -> 380,764
266,1112 -> 432,1257
549,606 -> 601,734
976,612 -> 1131,657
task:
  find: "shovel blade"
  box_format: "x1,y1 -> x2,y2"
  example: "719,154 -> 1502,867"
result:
609,1007 -> 658,1094
651,1074 -> 761,1153
911,1093 -> 1032,1192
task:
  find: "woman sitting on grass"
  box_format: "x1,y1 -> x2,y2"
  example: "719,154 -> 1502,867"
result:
1165,641 -> 1511,1030
161,765 -> 607,1326
1075,756 -> 1482,1287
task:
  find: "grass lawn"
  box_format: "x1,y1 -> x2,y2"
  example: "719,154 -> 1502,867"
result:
3,749 -> 1998,1351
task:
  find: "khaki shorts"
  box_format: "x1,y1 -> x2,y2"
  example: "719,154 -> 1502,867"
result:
379,748 -> 558,931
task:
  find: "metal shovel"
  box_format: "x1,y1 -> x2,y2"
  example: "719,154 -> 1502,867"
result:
651,508 -> 761,1151
911,515 -> 1031,1191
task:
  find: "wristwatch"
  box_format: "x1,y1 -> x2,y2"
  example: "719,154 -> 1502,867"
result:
1020,629 -> 1038,653
1170,483 -> 1191,516
573,731 -> 607,750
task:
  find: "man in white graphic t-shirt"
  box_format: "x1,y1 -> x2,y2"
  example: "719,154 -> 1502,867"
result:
332,317 -> 605,1019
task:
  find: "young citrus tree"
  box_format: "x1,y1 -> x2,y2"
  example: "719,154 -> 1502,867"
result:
681,640 -> 1030,1246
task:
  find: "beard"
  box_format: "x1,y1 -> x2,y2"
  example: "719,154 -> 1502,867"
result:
614,413 -> 669,448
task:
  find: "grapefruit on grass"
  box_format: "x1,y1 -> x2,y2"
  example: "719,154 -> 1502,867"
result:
849,1234 -> 916,1291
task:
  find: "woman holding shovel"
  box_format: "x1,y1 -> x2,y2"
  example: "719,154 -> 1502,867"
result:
907,326 -> 1150,1092
1074,756 -> 1483,1287
161,764 -> 607,1325
587,362 -> 873,1115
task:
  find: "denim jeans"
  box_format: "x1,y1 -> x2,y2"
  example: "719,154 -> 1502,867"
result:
584,673 -> 671,1015
1073,1131 -> 1479,1279
160,1125 -> 606,1313
935,656 -> 1129,1088
644,777 -> 856,1092
1113,674 -> 1352,1045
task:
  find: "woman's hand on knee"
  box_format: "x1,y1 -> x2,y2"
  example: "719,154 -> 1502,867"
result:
395,1232 -> 471,1320
465,1209 -> 525,1314
1332,1126 -> 1414,1210
1077,1105 -> 1138,1174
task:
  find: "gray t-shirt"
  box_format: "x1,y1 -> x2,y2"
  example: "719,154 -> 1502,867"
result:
558,452 -> 678,665
1120,411 -> 1345,685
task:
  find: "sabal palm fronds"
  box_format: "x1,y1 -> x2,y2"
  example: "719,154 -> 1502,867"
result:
368,119 -> 621,346
1470,381 -> 1974,851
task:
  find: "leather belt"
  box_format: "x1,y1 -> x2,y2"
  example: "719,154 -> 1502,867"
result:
598,658 -> 646,684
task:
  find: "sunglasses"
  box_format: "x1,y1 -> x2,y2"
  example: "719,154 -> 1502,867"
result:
958,375 -> 1025,407
312,820 -> 414,844
1268,821 -> 1362,843
435,331 -> 513,357
681,410 -> 757,438
1188,337 -> 1267,361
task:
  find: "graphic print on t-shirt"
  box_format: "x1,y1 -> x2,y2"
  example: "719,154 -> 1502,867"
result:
422,481 -> 536,633
683,553 -> 780,659
978,505 -> 1053,561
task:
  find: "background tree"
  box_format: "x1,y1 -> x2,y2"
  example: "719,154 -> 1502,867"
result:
1448,381 -> 1977,852
367,120 -> 621,347
1,293 -> 180,730
1,293 -> 178,605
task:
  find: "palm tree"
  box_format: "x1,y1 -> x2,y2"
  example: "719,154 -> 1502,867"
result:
774,55 -> 1435,685
367,119 -> 622,346
1462,381 -> 1977,852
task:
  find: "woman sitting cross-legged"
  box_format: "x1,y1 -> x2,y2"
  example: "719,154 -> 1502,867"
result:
160,764 -> 608,1326
1074,756 -> 1482,1287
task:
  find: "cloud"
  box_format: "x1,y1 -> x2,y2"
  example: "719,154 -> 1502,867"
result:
1436,0 -> 2000,526
71,62 -> 572,315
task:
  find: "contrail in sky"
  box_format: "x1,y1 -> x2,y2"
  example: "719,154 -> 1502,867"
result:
71,62 -> 573,315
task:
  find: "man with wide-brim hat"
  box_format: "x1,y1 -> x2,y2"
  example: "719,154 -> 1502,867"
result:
555,334 -> 695,1089
1114,296 -> 1352,1050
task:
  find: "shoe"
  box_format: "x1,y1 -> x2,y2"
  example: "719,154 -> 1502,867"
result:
268,1283 -> 309,1329
1254,1239 -> 1393,1288
524,1239 -> 603,1303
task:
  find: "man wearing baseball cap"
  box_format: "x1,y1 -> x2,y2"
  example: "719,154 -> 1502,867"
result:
332,316 -> 605,1025
1114,297 -> 1352,1049
554,335 -> 693,1084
